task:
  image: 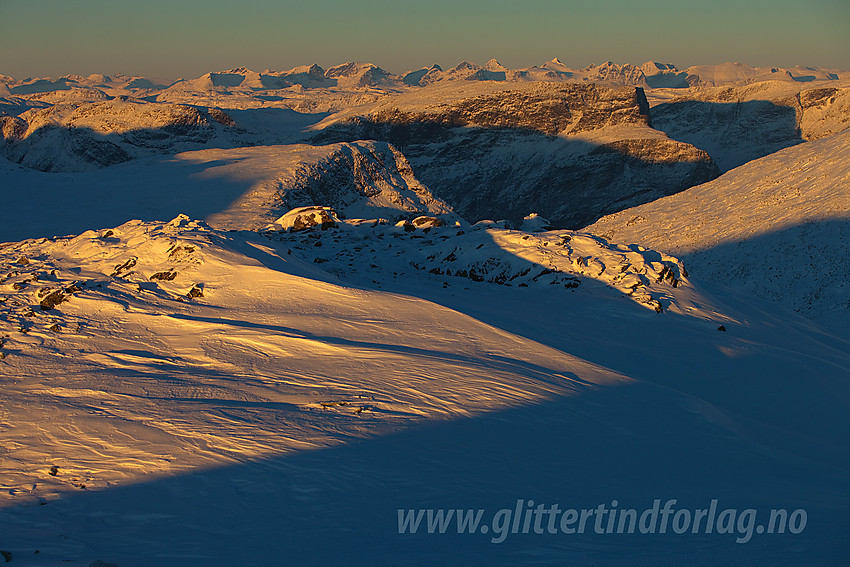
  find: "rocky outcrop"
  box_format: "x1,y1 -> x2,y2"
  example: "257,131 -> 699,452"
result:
272,206 -> 341,232
269,141 -> 455,222
318,83 -> 653,140
313,83 -> 718,228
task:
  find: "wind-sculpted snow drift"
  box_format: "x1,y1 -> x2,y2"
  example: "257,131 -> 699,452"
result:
2,214 -> 850,565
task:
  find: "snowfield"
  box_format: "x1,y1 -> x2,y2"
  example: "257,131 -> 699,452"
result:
0,214 -> 848,566
0,60 -> 849,566
0,141 -> 453,241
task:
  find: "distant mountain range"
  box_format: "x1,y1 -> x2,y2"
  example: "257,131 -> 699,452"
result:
2,60 -> 849,230
2,60 -> 847,97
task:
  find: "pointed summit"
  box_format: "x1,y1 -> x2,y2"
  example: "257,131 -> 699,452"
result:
484,59 -> 506,72
403,64 -> 444,86
541,58 -> 571,72
451,61 -> 479,73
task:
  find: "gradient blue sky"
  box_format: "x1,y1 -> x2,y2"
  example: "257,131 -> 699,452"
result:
1,0 -> 848,80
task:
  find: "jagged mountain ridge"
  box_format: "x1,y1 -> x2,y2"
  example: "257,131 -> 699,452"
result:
3,60 -> 847,101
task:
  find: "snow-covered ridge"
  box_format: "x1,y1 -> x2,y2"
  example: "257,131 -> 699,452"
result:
0,140 -> 453,241
3,60 -> 846,103
172,141 -> 455,231
0,216 -> 214,338
261,141 -> 455,223
585,129 -> 850,325
0,99 -> 242,172
0,213 -> 688,358
261,216 -> 690,314
312,82 -> 654,136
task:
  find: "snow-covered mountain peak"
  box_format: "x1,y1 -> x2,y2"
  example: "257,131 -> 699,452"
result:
220,66 -> 254,75
641,61 -> 678,73
281,63 -> 325,77
484,58 -> 506,71
325,62 -> 373,77
451,61 -> 480,72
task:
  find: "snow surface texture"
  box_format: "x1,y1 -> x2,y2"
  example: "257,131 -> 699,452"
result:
0,61 -> 849,566
586,129 -> 850,331
1,215 -> 849,566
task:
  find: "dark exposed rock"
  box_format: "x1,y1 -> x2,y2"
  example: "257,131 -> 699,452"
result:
206,107 -> 237,127
39,289 -> 67,310
395,219 -> 416,232
150,270 -> 178,281
110,257 -> 137,277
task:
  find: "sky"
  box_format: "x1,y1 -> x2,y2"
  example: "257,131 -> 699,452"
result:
1,0 -> 848,80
